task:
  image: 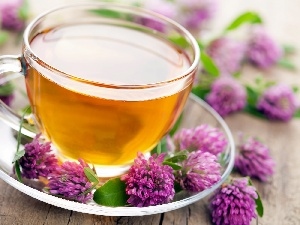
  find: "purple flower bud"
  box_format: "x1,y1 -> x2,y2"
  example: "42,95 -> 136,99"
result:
0,81 -> 14,106
210,177 -> 258,225
19,134 -> 58,179
0,94 -> 14,106
142,0 -> 217,33
176,150 -> 221,192
206,77 -> 247,116
173,124 -> 228,155
247,26 -> 282,69
176,0 -> 218,32
121,153 -> 175,207
141,0 -> 177,32
0,0 -> 26,31
206,37 -> 247,75
235,137 -> 275,181
47,159 -> 93,203
257,84 -> 298,121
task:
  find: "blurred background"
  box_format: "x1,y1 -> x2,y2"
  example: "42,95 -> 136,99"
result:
1,0 -> 299,86
3,0 -> 299,120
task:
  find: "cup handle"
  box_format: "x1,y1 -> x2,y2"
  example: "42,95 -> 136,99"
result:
0,55 -> 36,138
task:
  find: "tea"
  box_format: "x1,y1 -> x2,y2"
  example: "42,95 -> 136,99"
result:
25,23 -> 194,166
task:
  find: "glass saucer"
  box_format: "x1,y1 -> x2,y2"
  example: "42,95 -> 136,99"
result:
0,77 -> 235,216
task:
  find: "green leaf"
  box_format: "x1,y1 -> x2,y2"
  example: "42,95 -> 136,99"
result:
165,154 -> 187,163
225,11 -> 263,32
264,81 -> 277,88
200,52 -> 220,77
255,192 -> 264,217
20,105 -> 32,114
13,106 -> 31,183
218,152 -> 228,167
156,141 -> 162,154
254,77 -> 263,85
165,150 -> 188,163
93,178 -> 128,207
0,82 -> 15,96
168,36 -> 189,49
0,31 -> 9,45
12,150 -> 25,163
197,40 -> 205,50
90,9 -> 123,19
163,161 -> 181,170
18,0 -> 29,20
169,113 -> 183,136
82,167 -> 100,195
248,178 -> 264,217
232,71 -> 241,78
151,137 -> 168,155
243,104 -> 266,119
277,58 -> 296,70
294,109 -> 300,118
191,85 -> 210,99
282,44 -> 296,55
245,85 -> 260,106
84,167 -> 99,184
292,86 -> 299,93
15,161 -> 22,182
174,182 -> 183,193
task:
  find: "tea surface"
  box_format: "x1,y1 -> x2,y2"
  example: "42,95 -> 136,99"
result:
30,23 -> 190,85
26,23 -> 193,166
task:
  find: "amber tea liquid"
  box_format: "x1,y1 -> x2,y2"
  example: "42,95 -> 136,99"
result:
25,23 -> 194,167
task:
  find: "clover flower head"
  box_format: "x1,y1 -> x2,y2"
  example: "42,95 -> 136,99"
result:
121,152 -> 175,207
19,134 -> 58,179
141,0 -> 177,32
0,0 -> 26,31
247,26 -> 282,69
235,136 -> 275,182
173,124 -> 228,155
206,37 -> 247,75
206,77 -> 247,116
257,84 -> 298,121
47,159 -> 93,203
176,0 -> 218,32
176,150 -> 221,192
210,177 -> 258,225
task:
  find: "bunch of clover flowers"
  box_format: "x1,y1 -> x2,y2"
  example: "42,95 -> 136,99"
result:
13,134 -> 98,203
120,124 -> 228,207
188,9 -> 299,120
12,116 -> 265,224
13,123 -> 228,207
194,35 -> 298,120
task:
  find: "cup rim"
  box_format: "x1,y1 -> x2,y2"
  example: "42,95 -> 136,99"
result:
23,2 -> 200,89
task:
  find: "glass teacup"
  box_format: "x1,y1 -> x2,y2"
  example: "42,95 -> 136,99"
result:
0,3 -> 199,176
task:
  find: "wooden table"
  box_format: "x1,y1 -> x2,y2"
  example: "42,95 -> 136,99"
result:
1,0 -> 300,224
